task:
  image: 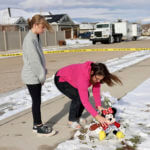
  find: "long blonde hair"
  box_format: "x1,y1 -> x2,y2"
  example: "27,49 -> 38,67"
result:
27,14 -> 53,31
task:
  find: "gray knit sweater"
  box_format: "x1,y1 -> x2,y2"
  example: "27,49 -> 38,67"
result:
21,30 -> 46,84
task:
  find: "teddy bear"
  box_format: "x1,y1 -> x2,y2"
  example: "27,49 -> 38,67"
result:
89,107 -> 125,140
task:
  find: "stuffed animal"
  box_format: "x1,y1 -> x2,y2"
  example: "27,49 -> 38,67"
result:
89,107 -> 125,140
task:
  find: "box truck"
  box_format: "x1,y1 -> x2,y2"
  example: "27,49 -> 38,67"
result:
90,21 -> 141,44
131,23 -> 141,40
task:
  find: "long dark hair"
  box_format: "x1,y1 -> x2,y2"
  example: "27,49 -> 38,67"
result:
91,63 -> 122,86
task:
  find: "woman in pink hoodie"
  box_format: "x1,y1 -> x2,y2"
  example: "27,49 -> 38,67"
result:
54,61 -> 122,129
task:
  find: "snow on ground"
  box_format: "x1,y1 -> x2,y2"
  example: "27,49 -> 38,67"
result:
43,39 -> 92,51
38,36 -> 150,52
0,38 -> 150,149
0,50 -> 150,121
0,77 -> 61,120
1,36 -> 150,59
66,39 -> 92,46
0,39 -> 92,59
55,78 -> 150,150
138,36 -> 150,40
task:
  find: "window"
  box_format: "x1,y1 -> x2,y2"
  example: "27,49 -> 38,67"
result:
96,24 -> 109,28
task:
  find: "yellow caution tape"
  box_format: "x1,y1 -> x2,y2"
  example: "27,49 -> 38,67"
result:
0,53 -> 23,57
44,48 -> 150,54
0,48 -> 150,57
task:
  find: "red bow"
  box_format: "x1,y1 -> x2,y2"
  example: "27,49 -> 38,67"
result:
102,107 -> 113,115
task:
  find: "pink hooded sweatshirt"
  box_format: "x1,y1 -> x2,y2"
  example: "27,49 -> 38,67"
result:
56,61 -> 101,117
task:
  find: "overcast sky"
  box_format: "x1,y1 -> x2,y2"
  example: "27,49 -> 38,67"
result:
0,0 -> 150,23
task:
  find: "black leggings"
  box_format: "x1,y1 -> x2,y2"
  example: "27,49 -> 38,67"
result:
26,84 -> 42,125
54,75 -> 84,122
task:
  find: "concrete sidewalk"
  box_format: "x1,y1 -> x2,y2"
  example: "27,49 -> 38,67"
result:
0,58 -> 150,150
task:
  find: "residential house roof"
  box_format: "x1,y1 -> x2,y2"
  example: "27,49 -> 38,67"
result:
0,8 -> 78,27
46,14 -> 76,25
0,8 -> 28,25
79,23 -> 94,30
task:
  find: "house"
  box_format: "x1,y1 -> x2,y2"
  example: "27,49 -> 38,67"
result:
142,24 -> 150,36
0,8 -> 79,38
45,13 -> 79,39
79,23 -> 95,34
0,8 -> 28,31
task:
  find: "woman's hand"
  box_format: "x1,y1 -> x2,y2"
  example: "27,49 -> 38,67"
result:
95,114 -> 111,128
97,106 -> 105,112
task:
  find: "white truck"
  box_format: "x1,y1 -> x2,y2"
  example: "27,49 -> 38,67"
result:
131,23 -> 141,40
90,21 -> 141,44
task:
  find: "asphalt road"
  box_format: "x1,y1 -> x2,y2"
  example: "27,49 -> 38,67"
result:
0,39 -> 149,94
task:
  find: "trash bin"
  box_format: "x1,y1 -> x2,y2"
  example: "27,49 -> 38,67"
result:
59,40 -> 66,46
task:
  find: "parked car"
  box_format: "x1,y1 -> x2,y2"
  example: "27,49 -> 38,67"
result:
78,32 -> 92,39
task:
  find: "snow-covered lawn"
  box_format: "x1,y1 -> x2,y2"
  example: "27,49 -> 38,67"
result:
0,50 -> 150,121
56,78 -> 150,150
0,38 -> 150,149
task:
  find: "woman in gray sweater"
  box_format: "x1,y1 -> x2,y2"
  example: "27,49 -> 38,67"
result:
22,14 -> 55,136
